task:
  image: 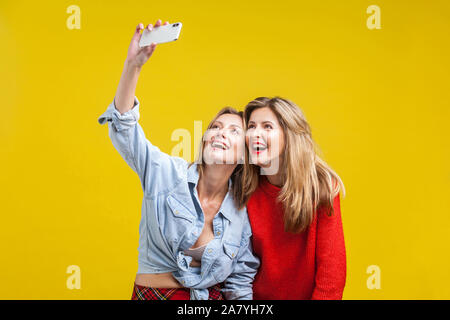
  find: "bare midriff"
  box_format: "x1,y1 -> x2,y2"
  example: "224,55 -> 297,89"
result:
135,272 -> 184,288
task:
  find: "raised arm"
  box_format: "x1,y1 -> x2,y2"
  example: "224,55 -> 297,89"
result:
115,20 -> 168,114
98,20 -> 187,197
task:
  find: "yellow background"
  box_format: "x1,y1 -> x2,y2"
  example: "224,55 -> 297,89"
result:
0,0 -> 449,299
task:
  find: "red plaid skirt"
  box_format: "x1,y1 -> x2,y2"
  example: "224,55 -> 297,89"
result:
131,282 -> 224,300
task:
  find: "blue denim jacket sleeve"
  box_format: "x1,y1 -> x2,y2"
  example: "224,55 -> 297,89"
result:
222,217 -> 260,300
97,96 -> 186,197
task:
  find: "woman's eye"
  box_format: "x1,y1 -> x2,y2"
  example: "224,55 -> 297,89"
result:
264,124 -> 272,129
248,124 -> 255,129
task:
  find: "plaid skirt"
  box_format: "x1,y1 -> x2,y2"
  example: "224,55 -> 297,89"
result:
131,282 -> 224,300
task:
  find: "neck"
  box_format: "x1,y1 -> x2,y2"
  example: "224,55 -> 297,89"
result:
197,164 -> 235,200
260,156 -> 284,187
264,171 -> 283,187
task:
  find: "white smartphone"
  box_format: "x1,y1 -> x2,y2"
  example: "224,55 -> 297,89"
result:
139,22 -> 182,47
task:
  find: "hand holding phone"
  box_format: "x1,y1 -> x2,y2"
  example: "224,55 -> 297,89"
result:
125,20 -> 176,69
139,22 -> 182,48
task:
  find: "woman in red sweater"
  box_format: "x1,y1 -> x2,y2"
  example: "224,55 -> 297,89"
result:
240,97 -> 346,300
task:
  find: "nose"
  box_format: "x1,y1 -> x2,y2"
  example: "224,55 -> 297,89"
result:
248,127 -> 262,140
211,128 -> 227,142
218,128 -> 227,139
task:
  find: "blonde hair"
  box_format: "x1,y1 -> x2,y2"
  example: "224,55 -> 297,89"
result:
242,96 -> 346,233
189,107 -> 246,209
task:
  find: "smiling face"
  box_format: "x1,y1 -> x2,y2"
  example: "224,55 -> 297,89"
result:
246,107 -> 285,169
202,113 -> 245,166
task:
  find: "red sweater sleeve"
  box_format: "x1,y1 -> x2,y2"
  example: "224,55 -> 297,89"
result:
311,193 -> 347,300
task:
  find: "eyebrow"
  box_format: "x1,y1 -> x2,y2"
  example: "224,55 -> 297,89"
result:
213,121 -> 243,129
248,120 -> 275,125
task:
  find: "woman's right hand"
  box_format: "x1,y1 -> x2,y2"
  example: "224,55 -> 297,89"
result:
126,19 -> 169,69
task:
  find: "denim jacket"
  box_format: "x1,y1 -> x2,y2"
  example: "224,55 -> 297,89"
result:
97,96 -> 260,300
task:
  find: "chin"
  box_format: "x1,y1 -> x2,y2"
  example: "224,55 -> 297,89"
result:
203,154 -> 233,165
252,155 -> 278,169
249,157 -> 267,167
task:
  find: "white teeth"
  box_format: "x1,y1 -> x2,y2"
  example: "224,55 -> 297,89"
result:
251,143 -> 267,151
211,141 -> 227,150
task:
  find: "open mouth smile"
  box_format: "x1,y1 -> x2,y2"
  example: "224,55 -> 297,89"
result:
211,140 -> 229,150
250,141 -> 267,153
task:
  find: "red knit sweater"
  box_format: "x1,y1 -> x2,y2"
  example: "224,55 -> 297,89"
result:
247,176 -> 346,300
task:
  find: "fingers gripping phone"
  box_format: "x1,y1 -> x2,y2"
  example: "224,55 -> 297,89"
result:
139,22 -> 182,47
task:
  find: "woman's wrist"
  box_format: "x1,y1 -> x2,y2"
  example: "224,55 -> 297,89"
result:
124,59 -> 142,73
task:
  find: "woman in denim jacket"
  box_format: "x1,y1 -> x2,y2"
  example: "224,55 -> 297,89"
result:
98,20 -> 260,300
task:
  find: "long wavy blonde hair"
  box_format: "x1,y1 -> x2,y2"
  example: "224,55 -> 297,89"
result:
242,96 -> 345,233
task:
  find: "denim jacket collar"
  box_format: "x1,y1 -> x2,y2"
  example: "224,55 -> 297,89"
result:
187,163 -> 235,221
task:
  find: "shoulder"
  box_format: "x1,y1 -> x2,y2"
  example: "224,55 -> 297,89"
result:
144,156 -> 190,198
237,206 -> 253,242
315,193 -> 342,225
